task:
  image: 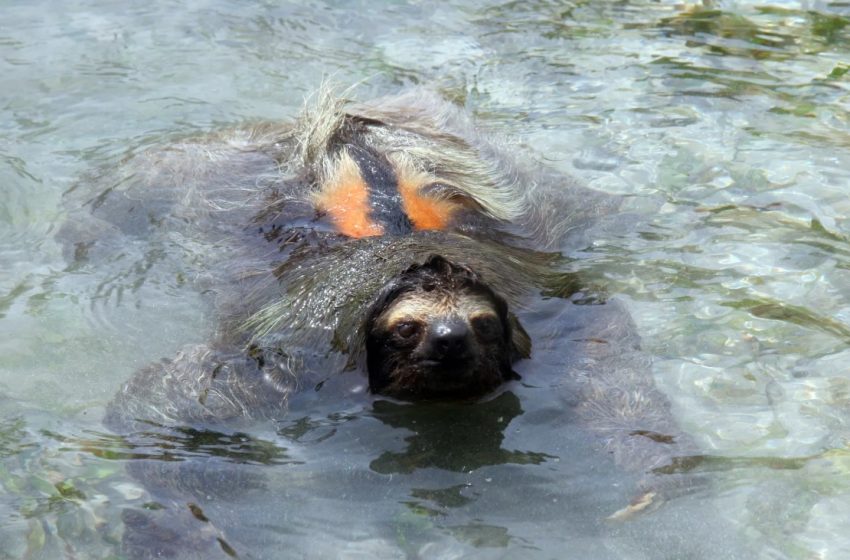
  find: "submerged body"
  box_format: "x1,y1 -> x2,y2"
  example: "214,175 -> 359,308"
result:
61,88 -> 696,557
66,88 -> 620,410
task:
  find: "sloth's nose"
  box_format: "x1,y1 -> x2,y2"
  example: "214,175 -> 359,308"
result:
425,319 -> 471,363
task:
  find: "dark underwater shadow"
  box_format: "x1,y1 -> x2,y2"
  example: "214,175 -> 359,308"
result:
368,391 -> 554,474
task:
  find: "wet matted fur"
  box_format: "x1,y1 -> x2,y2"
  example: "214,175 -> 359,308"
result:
61,89 -> 698,553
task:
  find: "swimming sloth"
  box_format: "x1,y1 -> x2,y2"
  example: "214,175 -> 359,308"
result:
61,87 -> 625,422
65,89 -> 692,499
59,91 -> 706,560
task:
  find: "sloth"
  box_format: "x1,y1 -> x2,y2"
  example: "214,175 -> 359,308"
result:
62,87 -> 622,425
62,90 -> 696,554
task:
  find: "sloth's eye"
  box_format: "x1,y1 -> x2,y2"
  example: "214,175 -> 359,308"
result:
395,321 -> 421,339
471,315 -> 502,341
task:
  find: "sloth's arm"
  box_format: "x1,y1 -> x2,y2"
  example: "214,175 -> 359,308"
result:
104,343 -> 295,433
536,297 -> 703,512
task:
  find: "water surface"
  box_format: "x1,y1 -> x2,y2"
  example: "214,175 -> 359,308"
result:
2,1 -> 850,558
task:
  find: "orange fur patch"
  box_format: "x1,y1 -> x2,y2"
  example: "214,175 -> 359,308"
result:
397,168 -> 458,231
313,153 -> 384,238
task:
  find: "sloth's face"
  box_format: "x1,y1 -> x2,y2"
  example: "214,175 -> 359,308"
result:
365,255 -> 519,399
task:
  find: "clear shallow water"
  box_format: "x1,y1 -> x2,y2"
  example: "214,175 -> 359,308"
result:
2,0 -> 850,558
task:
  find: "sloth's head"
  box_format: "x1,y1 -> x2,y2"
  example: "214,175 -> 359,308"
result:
365,255 -> 528,399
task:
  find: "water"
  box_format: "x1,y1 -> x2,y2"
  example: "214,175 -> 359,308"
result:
2,0 -> 850,557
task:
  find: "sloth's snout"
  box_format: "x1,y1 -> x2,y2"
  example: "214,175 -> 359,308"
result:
423,318 -> 472,366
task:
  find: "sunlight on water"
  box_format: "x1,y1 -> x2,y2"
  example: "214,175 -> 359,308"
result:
3,0 -> 850,558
